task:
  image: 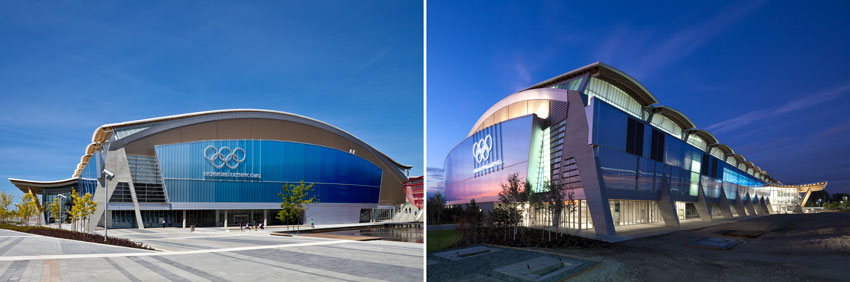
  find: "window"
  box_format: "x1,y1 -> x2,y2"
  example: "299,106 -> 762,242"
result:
649,129 -> 665,162
550,77 -> 583,91
585,77 -> 644,119
625,118 -> 644,156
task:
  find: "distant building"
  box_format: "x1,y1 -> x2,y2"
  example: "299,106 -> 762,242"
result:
10,109 -> 412,231
442,62 -> 827,239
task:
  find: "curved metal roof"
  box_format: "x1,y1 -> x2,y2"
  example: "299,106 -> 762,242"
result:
468,88 -> 569,137
524,62 -> 659,106
709,144 -> 735,156
8,178 -> 79,194
651,105 -> 696,130
467,62 -> 821,185
686,129 -> 719,144
732,154 -> 747,163
73,109 -> 411,178
768,182 -> 828,192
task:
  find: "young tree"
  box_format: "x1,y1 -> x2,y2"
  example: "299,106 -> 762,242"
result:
70,189 -> 82,232
498,173 -> 531,241
69,188 -> 96,232
563,191 -> 577,236
82,193 -> 97,231
464,199 -> 484,243
528,189 -> 546,242
276,180 -> 319,232
13,204 -> 23,225
0,192 -> 14,223
48,198 -> 62,228
20,192 -> 39,226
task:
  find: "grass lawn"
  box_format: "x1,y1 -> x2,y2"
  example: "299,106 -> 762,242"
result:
427,229 -> 461,253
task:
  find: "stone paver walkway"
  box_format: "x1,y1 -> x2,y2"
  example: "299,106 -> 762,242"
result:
0,228 -> 423,281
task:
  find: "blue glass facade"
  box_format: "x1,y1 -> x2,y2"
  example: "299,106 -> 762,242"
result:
155,140 -> 382,204
443,115 -> 535,205
78,151 -> 100,196
591,98 -> 763,200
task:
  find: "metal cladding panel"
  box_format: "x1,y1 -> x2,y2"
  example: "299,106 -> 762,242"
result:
444,115 -> 533,205
155,140 -> 382,203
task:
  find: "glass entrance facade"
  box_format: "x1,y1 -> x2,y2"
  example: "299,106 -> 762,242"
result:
609,200 -> 661,227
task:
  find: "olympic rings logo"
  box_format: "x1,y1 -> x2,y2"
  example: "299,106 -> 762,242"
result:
204,145 -> 246,169
472,134 -> 493,163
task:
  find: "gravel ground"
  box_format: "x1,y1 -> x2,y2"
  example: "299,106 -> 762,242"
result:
543,212 -> 850,281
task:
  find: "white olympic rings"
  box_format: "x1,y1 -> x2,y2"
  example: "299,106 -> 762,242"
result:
204,145 -> 246,169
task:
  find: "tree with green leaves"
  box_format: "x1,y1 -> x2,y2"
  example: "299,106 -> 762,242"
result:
541,180 -> 574,240
498,173 -> 532,241
48,198 -> 62,228
276,180 -> 319,232
0,192 -> 13,223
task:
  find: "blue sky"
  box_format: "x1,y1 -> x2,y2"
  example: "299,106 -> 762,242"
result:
427,0 -> 850,194
0,1 -> 423,202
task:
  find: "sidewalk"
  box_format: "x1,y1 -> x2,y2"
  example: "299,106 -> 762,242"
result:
572,215 -> 767,242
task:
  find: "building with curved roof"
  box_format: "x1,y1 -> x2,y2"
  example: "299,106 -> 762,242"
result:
442,62 -> 827,239
10,109 -> 413,230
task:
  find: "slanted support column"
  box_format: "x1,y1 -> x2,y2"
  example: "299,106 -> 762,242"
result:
694,185 -> 713,221
717,189 -> 734,219
182,210 -> 186,228
733,197 -> 747,217
126,181 -> 145,229
765,198 -> 775,214
263,209 -> 268,227
562,91 -> 615,237
657,178 -> 680,227
759,197 -> 769,214
89,148 -> 144,232
800,187 -> 814,207
745,194 -> 757,216
224,210 -> 228,228
754,197 -> 763,214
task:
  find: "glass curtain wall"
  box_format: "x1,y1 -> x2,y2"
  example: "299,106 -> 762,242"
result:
591,98 -> 766,201
675,201 -> 700,220
609,200 -> 661,227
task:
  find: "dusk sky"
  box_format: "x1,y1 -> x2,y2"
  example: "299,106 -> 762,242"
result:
0,1 -> 423,201
428,0 -> 850,194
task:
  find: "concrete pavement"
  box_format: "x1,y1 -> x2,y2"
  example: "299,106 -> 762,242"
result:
0,228 -> 423,281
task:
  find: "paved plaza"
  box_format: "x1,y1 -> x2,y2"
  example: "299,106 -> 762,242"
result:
0,227 -> 424,281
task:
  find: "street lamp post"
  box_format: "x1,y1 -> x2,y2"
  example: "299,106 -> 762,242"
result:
102,169 -> 114,242
57,194 -> 67,229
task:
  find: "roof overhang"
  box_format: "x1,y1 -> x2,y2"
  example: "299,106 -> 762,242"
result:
468,88 -> 569,137
651,105 -> 696,130
73,109 -> 413,179
8,178 -> 79,194
766,182 -> 828,193
524,61 -> 659,106
732,154 -> 747,163
709,143 -> 735,157
687,129 -> 719,144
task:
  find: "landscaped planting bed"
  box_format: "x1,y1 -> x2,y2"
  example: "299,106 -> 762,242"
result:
0,223 -> 154,250
432,226 -> 610,252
